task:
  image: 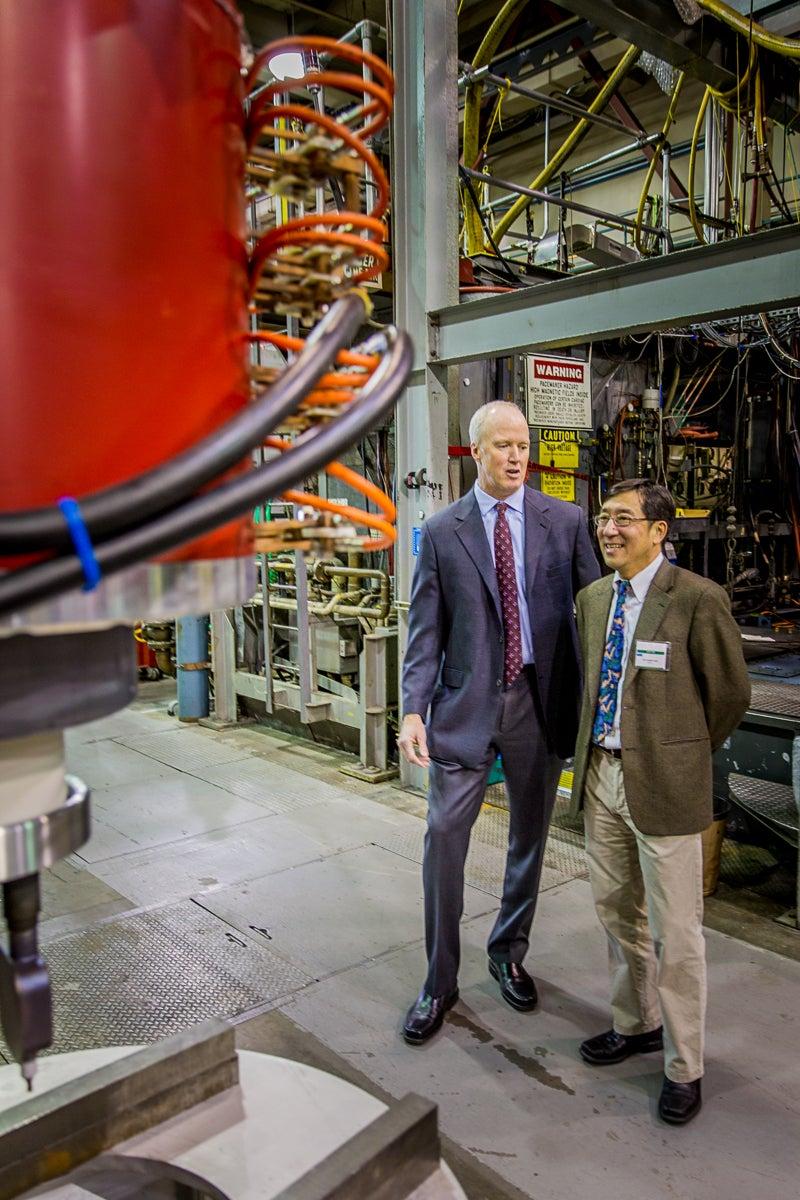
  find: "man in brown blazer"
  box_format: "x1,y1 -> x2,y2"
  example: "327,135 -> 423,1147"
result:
569,479 -> 750,1125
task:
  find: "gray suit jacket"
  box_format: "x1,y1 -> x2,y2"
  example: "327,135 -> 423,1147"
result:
569,560 -> 751,835
402,487 -> 600,768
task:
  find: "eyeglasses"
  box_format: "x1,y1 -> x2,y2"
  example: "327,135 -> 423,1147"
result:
593,514 -> 651,530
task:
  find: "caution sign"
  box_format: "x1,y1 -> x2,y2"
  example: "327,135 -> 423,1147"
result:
527,354 -> 592,430
539,429 -> 579,502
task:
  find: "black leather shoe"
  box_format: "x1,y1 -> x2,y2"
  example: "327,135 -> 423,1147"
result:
402,988 -> 458,1045
488,960 -> 538,1011
579,1026 -> 663,1065
659,1077 -> 702,1125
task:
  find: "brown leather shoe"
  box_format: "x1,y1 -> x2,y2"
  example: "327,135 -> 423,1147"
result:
402,988 -> 458,1045
579,1027 -> 663,1065
488,959 -> 538,1011
659,1077 -> 702,1125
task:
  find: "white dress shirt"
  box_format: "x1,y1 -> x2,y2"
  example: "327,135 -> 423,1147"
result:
599,551 -> 664,749
474,482 -> 533,665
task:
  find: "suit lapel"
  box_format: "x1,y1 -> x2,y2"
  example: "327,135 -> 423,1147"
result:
455,493 -> 502,625
622,558 -> 674,694
523,488 -> 551,597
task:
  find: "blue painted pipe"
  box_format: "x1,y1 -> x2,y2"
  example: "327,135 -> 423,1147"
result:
176,615 -> 209,722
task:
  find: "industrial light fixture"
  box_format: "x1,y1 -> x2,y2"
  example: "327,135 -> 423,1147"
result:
267,50 -> 305,81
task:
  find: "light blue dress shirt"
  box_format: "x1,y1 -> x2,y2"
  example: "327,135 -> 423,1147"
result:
474,482 -> 534,665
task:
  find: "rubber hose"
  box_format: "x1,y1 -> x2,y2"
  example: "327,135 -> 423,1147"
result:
0,332 -> 413,617
0,294 -> 367,554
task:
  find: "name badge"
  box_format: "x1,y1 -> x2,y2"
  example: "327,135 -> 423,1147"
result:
634,640 -> 670,670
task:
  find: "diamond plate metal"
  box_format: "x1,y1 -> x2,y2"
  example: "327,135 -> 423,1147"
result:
114,728 -> 252,773
196,757 -> 351,815
375,799 -> 588,896
749,681 -> 800,720
0,901 -> 312,1059
66,710 -> 172,746
729,774 -> 798,840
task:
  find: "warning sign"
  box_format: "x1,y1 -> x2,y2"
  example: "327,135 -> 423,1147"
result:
539,429 -> 580,502
527,354 -> 592,430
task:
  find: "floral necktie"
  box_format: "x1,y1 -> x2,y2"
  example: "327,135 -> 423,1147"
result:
592,579 -> 630,744
494,502 -> 523,688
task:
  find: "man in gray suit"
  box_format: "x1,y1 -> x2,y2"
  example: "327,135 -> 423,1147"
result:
399,401 -> 599,1044
570,479 -> 750,1124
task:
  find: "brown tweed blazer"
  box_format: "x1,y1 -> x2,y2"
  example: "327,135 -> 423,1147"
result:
569,560 -> 751,836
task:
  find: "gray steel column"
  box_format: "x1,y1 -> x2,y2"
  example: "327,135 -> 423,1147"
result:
391,0 -> 459,788
210,611 -> 237,725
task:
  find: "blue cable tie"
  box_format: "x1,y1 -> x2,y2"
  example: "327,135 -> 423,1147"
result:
57,497 -> 102,592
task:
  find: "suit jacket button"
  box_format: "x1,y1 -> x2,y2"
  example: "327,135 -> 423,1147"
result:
496,679 -> 502,688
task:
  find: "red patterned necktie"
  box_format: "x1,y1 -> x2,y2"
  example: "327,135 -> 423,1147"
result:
494,502 -> 523,687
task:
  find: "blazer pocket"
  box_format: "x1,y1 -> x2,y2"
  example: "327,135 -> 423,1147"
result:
546,560 -> 570,577
659,734 -> 710,745
441,667 -> 463,688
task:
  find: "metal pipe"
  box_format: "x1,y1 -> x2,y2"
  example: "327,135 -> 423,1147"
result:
703,99 -> 721,245
569,133 -> 662,178
460,165 -> 665,240
483,135 -> 692,210
662,142 -> 671,246
458,63 -> 641,138
542,104 -> 551,234
176,616 -> 209,722
323,20 -> 386,52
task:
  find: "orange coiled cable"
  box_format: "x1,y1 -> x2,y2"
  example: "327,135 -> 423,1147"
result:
265,436 -> 396,550
246,37 -> 397,551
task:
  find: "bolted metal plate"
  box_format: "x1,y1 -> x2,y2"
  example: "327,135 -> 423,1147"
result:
0,900 -> 313,1060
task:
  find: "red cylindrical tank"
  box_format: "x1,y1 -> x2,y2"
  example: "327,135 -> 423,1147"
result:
0,0 -> 250,561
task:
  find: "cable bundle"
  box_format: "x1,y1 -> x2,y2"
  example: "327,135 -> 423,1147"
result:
242,35 -> 400,553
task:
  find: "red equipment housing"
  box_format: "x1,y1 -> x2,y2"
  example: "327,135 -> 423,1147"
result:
0,0 -> 251,563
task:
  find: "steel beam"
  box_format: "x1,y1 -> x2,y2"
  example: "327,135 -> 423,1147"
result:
555,0 -> 737,90
429,225 -> 800,365
0,1021 -> 237,1199
391,0 -> 458,789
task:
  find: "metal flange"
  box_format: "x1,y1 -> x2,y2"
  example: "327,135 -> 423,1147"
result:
0,776 -> 90,883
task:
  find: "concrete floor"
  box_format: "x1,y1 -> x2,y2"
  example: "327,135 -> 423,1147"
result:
8,686 -> 800,1200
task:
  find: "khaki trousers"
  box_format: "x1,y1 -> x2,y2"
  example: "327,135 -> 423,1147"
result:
584,748 -> 706,1083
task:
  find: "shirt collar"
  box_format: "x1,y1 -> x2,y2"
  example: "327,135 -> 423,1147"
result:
615,551 -> 664,601
474,481 -> 526,517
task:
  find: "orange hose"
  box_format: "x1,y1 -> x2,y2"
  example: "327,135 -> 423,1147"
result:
245,330 -> 379,371
247,36 -> 394,109
250,229 -> 388,293
246,36 -> 397,554
280,491 -> 395,549
265,436 -> 395,518
248,102 -> 390,218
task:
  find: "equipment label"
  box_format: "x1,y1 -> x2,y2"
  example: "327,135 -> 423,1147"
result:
527,354 -> 592,429
539,429 -> 579,502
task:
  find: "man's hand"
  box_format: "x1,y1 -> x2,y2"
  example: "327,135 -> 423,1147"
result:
398,713 -> 430,767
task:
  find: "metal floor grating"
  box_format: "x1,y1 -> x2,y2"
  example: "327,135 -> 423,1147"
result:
749,680 -> 800,719
729,773 -> 798,842
0,901 -> 313,1059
